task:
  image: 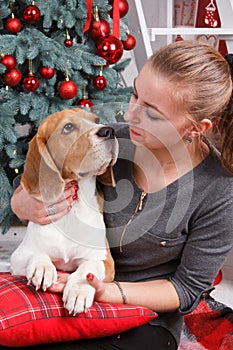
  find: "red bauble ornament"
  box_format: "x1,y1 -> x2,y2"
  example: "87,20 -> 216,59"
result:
58,79 -> 78,99
40,66 -> 55,79
1,55 -> 17,70
89,18 -> 111,40
109,0 -> 129,18
93,75 -> 107,90
77,98 -> 93,109
122,33 -> 136,50
23,73 -> 39,91
5,16 -> 21,33
175,35 -> 184,42
64,38 -> 73,47
95,35 -> 123,65
2,68 -> 22,86
23,4 -> 40,24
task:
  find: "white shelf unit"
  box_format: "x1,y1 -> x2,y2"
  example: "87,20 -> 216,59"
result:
127,0 -> 233,71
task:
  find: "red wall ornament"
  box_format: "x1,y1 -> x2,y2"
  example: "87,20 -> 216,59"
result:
174,0 -> 198,27
195,0 -> 228,55
195,0 -> 220,28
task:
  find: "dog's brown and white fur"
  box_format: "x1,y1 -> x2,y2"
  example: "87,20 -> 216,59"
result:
10,108 -> 118,315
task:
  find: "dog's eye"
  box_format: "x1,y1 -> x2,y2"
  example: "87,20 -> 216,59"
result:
62,123 -> 76,135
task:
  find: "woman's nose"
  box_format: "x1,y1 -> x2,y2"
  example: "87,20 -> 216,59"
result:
124,103 -> 142,123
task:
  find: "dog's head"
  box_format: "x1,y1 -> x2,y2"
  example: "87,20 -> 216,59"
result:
21,108 -> 118,203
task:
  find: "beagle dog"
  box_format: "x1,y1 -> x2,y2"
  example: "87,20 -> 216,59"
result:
10,108 -> 118,315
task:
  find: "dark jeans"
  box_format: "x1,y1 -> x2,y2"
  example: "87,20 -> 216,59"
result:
0,324 -> 177,350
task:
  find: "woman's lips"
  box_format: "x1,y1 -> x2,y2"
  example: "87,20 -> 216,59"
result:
130,127 -> 141,136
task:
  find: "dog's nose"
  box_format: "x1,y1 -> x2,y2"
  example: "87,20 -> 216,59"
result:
97,126 -> 115,140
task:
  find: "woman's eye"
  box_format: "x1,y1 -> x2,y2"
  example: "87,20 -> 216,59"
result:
147,114 -> 161,121
146,111 -> 163,121
62,123 -> 76,134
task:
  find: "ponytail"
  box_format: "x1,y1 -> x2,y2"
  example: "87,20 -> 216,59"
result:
219,54 -> 233,175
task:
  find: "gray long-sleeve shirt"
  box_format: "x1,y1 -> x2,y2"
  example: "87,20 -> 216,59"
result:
101,123 -> 233,345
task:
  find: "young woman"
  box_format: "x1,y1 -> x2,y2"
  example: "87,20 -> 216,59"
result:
11,40 -> 233,349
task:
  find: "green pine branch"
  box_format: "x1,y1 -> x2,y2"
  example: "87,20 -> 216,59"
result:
0,0 -> 133,233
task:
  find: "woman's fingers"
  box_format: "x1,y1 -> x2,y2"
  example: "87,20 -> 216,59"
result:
39,205 -> 72,225
48,272 -> 106,301
40,180 -> 79,224
86,273 -> 106,300
47,272 -> 70,293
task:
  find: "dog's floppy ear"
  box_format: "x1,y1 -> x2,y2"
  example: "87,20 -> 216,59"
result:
21,124 -> 65,203
98,166 -> 116,187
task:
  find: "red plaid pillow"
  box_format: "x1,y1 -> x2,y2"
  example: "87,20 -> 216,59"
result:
0,273 -> 157,347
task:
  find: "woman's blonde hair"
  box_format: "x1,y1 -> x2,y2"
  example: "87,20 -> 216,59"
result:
148,40 -> 233,174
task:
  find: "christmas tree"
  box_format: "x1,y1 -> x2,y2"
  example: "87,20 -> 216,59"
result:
0,0 -> 135,233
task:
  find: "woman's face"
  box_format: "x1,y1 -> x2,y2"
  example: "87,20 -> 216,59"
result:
124,63 -> 192,152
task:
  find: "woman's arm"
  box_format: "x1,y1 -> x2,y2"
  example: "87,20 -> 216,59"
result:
11,182 -> 78,225
49,272 -> 180,313
90,275 -> 180,312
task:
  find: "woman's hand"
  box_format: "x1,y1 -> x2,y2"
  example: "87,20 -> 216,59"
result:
47,271 -> 70,293
48,272 -> 107,300
48,272 -> 113,304
86,273 -> 108,302
11,180 -> 79,225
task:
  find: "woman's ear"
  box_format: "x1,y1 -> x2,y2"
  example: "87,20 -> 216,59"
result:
189,118 -> 213,138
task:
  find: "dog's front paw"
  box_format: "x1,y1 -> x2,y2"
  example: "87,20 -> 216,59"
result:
26,256 -> 57,291
63,275 -> 95,315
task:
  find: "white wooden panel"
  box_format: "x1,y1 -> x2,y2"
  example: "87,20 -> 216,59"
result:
128,0 -> 233,72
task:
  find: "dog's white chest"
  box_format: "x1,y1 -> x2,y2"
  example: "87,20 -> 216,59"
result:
54,178 -> 106,250
11,177 -> 107,272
